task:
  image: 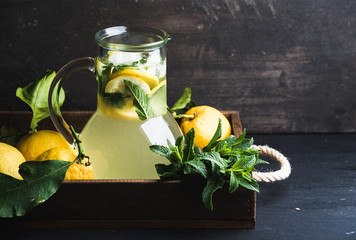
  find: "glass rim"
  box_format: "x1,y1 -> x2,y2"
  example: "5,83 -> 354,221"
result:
95,26 -> 171,51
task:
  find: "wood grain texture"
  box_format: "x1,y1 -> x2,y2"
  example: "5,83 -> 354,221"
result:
0,0 -> 355,133
1,180 -> 255,229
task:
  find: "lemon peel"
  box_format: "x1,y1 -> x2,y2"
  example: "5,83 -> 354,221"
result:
180,106 -> 232,149
109,69 -> 159,89
0,143 -> 26,180
16,130 -> 70,161
34,147 -> 94,180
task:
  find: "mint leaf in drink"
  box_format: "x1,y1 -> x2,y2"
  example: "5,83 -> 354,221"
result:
150,122 -> 268,211
103,92 -> 127,108
0,159 -> 73,218
16,70 -> 65,131
124,80 -> 154,120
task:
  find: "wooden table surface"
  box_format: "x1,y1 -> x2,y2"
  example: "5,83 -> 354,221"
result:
2,133 -> 355,240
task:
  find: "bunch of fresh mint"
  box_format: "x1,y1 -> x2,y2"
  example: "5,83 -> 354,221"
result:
150,120 -> 268,210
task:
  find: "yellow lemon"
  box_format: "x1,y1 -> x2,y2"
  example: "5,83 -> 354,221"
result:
0,142 -> 26,180
109,69 -> 159,89
34,147 -> 94,180
16,130 -> 70,161
180,106 -> 232,149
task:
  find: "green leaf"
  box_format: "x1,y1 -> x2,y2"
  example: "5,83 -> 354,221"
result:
194,146 -> 203,156
149,126 -> 267,211
155,164 -> 181,180
149,145 -> 171,158
229,172 -> 240,193
231,155 -> 257,172
255,158 -> 270,165
196,152 -> 227,170
202,174 -> 225,211
239,175 -> 260,192
0,160 -> 73,218
169,88 -> 197,115
16,70 -> 65,131
203,119 -> 222,152
233,129 -> 246,145
102,92 -> 126,108
124,80 -> 154,120
0,121 -> 22,146
175,135 -> 184,157
182,128 -> 196,162
185,160 -> 208,178
170,88 -> 192,111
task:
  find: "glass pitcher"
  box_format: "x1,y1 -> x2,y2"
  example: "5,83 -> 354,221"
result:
48,26 -> 182,179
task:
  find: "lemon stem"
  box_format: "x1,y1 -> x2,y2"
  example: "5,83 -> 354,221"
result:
69,125 -> 91,166
172,112 -> 197,119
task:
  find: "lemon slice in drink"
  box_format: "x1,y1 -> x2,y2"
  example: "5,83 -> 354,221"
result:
109,69 -> 159,89
105,75 -> 151,94
99,75 -> 151,120
149,80 -> 166,96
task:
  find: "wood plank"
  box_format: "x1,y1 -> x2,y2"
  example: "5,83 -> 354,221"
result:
2,180 -> 255,229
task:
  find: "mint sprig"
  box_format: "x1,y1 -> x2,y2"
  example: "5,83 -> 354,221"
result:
150,121 -> 268,211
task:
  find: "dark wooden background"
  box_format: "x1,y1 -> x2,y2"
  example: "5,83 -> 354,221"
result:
0,0 -> 355,133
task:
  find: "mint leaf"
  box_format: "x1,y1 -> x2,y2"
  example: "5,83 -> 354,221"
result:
202,173 -> 225,211
195,152 -> 226,170
231,154 -> 257,172
185,160 -> 208,178
203,118 -> 222,152
229,172 -> 240,193
150,121 -> 267,211
103,92 -> 126,108
182,128 -> 196,162
124,80 -> 154,120
16,70 -> 65,131
239,173 -> 260,192
149,145 -> 171,158
155,164 -> 182,180
0,160 -> 73,218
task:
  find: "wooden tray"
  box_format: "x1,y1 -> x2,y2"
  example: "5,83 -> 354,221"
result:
0,110 -> 256,229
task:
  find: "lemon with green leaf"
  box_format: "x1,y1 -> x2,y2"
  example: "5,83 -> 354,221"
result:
180,106 -> 232,149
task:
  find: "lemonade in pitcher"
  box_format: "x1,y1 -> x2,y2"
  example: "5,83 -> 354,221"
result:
48,26 -> 182,179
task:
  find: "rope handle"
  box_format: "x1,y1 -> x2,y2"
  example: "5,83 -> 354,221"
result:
251,145 -> 291,182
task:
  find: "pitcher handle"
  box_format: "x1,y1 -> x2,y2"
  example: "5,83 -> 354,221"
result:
48,57 -> 95,146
